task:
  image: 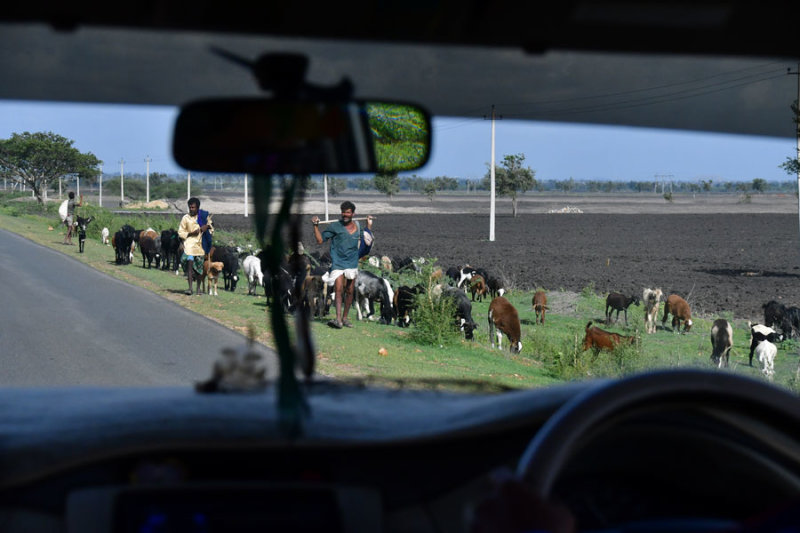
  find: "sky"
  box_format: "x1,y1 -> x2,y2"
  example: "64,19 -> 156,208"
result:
0,100 -> 796,183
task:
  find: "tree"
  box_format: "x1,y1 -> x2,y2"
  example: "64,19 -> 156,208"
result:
751,178 -> 767,193
481,153 -> 536,217
0,131 -> 101,206
423,181 -> 437,202
328,177 -> 347,196
780,99 -> 799,177
374,172 -> 399,198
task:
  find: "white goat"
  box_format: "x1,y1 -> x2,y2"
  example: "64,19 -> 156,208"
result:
642,287 -> 663,334
755,340 -> 777,381
242,255 -> 264,296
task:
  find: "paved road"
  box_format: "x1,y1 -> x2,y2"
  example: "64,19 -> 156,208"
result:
0,229 -> 277,386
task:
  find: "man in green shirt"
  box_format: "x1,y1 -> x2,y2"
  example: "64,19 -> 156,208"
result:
311,201 -> 374,329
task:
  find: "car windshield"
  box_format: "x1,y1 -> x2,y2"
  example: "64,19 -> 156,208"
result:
1,25 -> 799,396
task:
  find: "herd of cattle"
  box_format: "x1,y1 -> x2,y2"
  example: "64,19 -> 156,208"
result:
102,222 -> 794,381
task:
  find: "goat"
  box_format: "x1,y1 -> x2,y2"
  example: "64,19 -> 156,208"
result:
354,270 -> 394,325
762,300 -> 786,330
662,294 -> 693,332
581,322 -> 636,354
486,275 -> 506,299
469,274 -> 488,302
605,292 -> 640,326
101,227 -> 110,245
748,323 -> 784,367
710,318 -> 733,368
532,290 -> 547,325
488,296 -> 522,354
242,255 -> 264,296
642,288 -> 663,334
755,339 -> 778,381
441,286 -> 478,340
394,284 -> 424,327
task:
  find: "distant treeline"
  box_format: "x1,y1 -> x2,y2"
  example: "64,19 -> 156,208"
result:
74,173 -> 795,198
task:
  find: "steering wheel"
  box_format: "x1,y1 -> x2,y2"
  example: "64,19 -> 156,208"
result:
516,369 -> 800,497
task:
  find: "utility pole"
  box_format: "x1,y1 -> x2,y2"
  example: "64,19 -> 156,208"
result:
99,164 -> 103,207
187,171 -> 191,200
789,65 -> 800,238
119,158 -> 125,205
145,155 -> 151,203
244,174 -> 249,217
323,174 -> 330,221
655,174 -> 674,195
485,105 -> 502,242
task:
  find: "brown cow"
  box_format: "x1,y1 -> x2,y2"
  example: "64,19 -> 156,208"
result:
581,322 -> 636,354
662,294 -> 693,332
532,290 -> 548,324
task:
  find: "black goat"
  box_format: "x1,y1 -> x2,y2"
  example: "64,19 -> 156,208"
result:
605,292 -> 641,326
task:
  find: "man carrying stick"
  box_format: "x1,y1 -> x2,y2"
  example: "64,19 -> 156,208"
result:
311,201 -> 374,329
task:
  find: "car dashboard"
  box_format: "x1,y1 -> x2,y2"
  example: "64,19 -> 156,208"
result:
1,372 -> 799,532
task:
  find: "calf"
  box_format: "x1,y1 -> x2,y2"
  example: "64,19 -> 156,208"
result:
488,296 -> 522,354
354,270 -> 394,325
532,290 -> 547,325
441,286 -> 478,340
76,215 -> 94,254
642,287 -> 663,334
748,323 -> 784,367
605,292 -> 640,326
710,318 -> 733,368
661,294 -> 693,332
581,322 -> 636,354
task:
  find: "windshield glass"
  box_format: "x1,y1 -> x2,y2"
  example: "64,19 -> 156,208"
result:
1,52 -> 799,394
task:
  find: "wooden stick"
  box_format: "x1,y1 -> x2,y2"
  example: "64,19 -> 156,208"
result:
316,216 -> 375,225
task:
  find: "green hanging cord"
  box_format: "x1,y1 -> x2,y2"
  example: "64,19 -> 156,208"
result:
252,174 -> 308,438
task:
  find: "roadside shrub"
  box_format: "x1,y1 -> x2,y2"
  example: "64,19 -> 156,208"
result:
407,259 -> 461,347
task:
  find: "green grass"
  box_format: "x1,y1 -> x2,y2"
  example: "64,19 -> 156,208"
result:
2,198 -> 798,394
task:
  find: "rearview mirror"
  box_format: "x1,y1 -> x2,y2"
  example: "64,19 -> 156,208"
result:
172,99 -> 431,174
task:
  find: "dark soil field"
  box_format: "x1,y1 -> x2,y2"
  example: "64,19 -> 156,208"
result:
211,211 -> 800,322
